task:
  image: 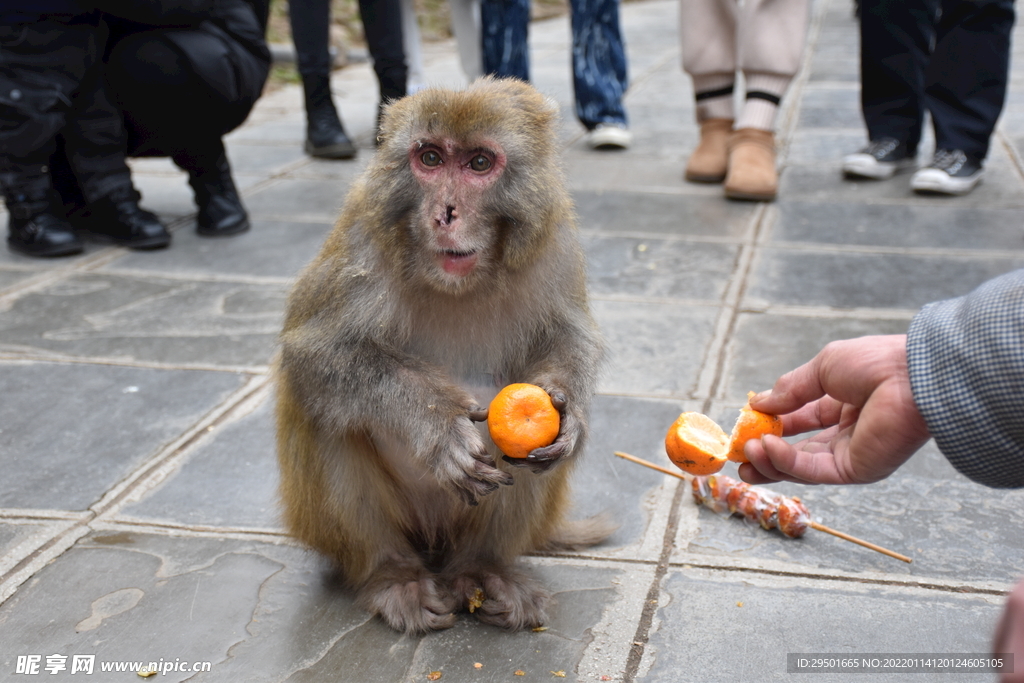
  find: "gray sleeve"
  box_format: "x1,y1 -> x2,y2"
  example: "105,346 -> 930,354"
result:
906,269 -> 1024,489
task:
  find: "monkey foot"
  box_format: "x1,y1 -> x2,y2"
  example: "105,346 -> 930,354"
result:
359,574 -> 457,634
451,569 -> 550,631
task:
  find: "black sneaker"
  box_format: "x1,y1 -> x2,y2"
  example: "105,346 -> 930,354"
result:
842,138 -> 916,179
911,149 -> 984,195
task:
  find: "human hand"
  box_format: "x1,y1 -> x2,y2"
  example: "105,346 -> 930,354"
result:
738,335 -> 931,486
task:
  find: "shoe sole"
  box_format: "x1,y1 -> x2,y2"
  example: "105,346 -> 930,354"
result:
6,239 -> 85,258
685,170 -> 726,184
911,170 -> 983,196
724,188 -> 777,202
305,141 -> 357,159
197,217 -> 251,238
842,155 -> 916,180
82,230 -> 171,250
587,129 -> 632,150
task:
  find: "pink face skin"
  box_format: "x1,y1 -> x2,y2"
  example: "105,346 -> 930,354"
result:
409,137 -> 507,281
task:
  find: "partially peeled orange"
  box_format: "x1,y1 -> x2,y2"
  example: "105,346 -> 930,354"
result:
665,394 -> 783,476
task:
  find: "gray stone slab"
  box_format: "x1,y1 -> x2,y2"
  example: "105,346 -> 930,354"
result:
796,104 -> 864,129
225,140 -> 309,175
571,395 -> 688,550
131,173 -> 199,219
780,153 -> 1024,207
103,220 -> 332,281
584,234 -> 738,301
0,531 -> 626,683
807,56 -> 860,83
644,566 -> 1004,682
0,273 -> 285,366
593,299 -> 719,397
678,440 -> 1024,582
574,190 -> 755,240
724,313 -> 912,402
121,397 -> 281,530
241,177 -> 351,222
772,201 -> 1024,251
746,249 -> 1024,310
0,361 -> 248,510
785,130 -> 873,165
0,269 -> 39,292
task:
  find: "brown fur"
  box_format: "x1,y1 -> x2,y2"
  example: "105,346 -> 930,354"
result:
274,78 -> 608,634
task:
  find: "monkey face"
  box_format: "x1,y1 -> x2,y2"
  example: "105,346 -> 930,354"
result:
408,135 -> 508,290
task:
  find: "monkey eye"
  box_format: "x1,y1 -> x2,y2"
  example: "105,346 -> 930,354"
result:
469,154 -> 492,172
421,150 -> 442,167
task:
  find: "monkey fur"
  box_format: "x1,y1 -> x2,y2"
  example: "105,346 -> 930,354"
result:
274,77 -> 609,634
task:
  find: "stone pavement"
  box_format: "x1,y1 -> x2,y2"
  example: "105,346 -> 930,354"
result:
3,0 -> 1024,680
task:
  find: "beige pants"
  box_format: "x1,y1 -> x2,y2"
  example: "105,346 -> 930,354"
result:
680,0 -> 810,127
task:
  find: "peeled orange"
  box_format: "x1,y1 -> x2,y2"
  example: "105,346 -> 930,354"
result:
488,383 -> 560,458
665,394 -> 783,476
665,412 -> 730,475
727,396 -> 783,463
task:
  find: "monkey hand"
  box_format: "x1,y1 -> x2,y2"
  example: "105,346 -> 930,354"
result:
503,390 -> 582,473
433,407 -> 514,506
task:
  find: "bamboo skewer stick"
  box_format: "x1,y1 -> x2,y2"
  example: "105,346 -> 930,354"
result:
613,451 -> 912,564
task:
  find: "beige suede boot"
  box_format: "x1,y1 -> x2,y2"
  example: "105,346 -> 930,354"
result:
684,118 -> 734,183
724,128 -> 778,201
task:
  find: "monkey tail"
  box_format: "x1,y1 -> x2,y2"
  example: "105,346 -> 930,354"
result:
542,513 -> 619,551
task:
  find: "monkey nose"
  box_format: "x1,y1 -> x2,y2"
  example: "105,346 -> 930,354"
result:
436,205 -> 457,228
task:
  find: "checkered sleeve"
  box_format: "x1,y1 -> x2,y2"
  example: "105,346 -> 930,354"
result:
907,269 -> 1024,489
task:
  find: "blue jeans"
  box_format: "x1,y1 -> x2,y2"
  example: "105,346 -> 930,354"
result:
480,0 -> 629,129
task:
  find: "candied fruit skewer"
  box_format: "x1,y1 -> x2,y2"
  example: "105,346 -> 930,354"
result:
613,451 -> 911,563
692,474 -> 808,538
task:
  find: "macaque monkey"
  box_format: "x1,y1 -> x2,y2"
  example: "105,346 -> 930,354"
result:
274,77 -> 608,634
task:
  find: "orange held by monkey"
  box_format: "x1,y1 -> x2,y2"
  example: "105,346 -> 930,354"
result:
274,78 -> 613,634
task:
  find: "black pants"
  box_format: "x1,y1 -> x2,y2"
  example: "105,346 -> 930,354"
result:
288,0 -> 407,100
52,21 -> 268,206
860,0 -> 1015,161
0,16 -> 131,205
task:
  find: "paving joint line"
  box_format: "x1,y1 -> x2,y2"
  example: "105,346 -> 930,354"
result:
0,376 -> 271,603
0,352 -> 269,374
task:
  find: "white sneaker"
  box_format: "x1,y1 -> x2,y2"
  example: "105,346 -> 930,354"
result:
841,138 -> 916,179
586,123 -> 632,150
911,149 -> 984,195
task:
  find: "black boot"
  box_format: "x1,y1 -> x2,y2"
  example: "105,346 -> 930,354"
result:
6,191 -> 84,257
182,151 -> 250,237
82,185 -> 170,250
303,74 -> 357,159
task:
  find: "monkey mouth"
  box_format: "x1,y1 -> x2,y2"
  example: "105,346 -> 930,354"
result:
438,248 -> 479,277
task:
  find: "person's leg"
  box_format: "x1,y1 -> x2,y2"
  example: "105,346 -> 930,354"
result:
450,0 -> 483,81
0,19 -> 92,256
480,0 -> 530,80
680,0 -> 737,182
926,0 -> 1014,161
360,0 -> 408,139
569,0 -> 631,149
400,0 -> 426,91
910,0 -> 1014,195
858,0 -> 935,153
106,32 -> 249,236
725,0 -> 810,200
289,0 -> 356,158
58,32 -> 169,250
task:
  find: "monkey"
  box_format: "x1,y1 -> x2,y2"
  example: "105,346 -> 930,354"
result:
273,77 -> 610,635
